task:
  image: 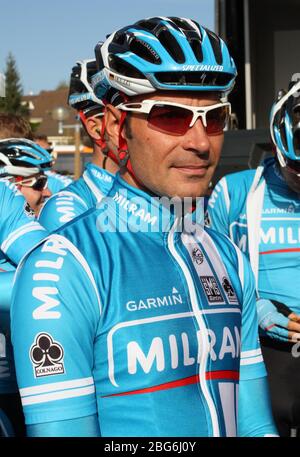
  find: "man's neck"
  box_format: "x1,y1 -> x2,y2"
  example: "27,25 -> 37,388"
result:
92,145 -> 119,174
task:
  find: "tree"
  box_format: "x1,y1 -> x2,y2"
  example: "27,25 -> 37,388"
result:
0,53 -> 29,117
56,80 -> 68,90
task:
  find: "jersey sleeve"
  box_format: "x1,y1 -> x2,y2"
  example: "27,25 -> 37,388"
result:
11,234 -> 101,425
45,172 -> 73,195
238,250 -> 267,380
0,182 -> 48,264
38,192 -> 88,232
206,177 -> 231,236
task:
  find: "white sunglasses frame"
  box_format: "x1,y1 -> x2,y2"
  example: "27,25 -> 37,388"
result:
116,99 -> 231,130
16,174 -> 48,190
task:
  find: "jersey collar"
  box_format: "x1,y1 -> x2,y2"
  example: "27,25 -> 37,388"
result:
83,163 -> 115,202
105,173 -> 205,240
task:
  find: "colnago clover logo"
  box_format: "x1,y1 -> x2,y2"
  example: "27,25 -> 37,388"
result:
192,247 -> 204,265
30,333 -> 65,378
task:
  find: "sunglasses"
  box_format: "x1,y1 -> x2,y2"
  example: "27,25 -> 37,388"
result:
117,100 -> 231,136
16,174 -> 48,191
283,157 -> 300,177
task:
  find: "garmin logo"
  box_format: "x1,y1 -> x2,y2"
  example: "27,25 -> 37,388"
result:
126,287 -> 183,312
182,64 -> 224,72
0,73 -> 5,97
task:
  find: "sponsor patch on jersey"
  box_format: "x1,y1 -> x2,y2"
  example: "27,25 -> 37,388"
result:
222,277 -> 238,304
30,333 -> 65,378
192,247 -> 204,265
200,276 -> 224,304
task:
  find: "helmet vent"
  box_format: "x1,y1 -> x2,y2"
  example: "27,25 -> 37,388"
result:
135,18 -> 161,33
190,39 -> 203,63
155,71 -> 233,87
129,38 -> 161,65
169,17 -> 196,32
205,29 -> 223,65
108,55 -> 147,79
157,28 -> 185,64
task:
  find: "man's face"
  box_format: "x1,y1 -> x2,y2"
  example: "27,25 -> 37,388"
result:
280,164 -> 300,194
17,174 -> 52,216
121,92 -> 225,198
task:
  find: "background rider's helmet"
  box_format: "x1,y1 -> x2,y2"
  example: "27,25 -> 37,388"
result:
270,77 -> 300,168
68,59 -> 104,116
0,138 -> 52,178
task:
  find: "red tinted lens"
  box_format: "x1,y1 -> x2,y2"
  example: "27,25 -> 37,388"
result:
206,106 -> 229,135
148,105 -> 192,136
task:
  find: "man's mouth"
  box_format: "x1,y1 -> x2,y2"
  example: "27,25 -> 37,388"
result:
172,164 -> 209,176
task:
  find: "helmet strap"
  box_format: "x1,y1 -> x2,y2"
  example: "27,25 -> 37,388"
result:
118,110 -> 144,187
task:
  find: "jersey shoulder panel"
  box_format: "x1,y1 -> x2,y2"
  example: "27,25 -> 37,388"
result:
11,234 -> 101,424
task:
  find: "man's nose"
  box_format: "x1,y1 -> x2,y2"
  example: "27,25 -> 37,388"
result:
42,187 -> 52,198
181,117 -> 211,154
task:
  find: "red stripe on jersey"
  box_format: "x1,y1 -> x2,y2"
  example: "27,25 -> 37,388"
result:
260,248 -> 300,255
102,370 -> 239,398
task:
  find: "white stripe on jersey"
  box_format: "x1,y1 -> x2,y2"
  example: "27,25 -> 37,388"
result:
20,376 -> 94,397
240,355 -> 264,366
241,349 -> 262,358
1,222 -> 46,253
220,178 -> 231,214
21,385 -> 95,406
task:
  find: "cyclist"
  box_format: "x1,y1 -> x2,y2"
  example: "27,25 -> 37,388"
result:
38,59 -> 119,231
206,76 -> 300,436
0,138 -> 52,217
33,134 -> 73,194
12,17 -> 277,437
0,138 -> 51,435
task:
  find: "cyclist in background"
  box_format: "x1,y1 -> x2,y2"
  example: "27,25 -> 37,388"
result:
12,17 -> 277,437
38,59 -> 119,231
0,139 -> 52,217
207,76 -> 300,436
0,138 -> 51,436
33,134 -> 73,194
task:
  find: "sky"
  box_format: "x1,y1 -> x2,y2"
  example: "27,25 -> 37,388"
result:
0,0 -> 215,95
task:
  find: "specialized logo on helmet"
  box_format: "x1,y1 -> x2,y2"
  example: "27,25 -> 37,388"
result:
222,277 -> 238,304
192,247 -> 204,265
182,64 -> 224,72
30,333 -> 65,378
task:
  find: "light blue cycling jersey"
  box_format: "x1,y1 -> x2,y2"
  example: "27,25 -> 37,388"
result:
207,157 -> 300,313
0,260 -> 17,394
0,180 -> 47,265
39,163 -> 114,231
12,174 -> 269,437
45,171 -> 73,195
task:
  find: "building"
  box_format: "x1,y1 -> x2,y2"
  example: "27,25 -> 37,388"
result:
23,88 -> 91,175
213,0 -> 300,183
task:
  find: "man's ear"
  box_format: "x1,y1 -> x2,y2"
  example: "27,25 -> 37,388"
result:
105,104 -> 122,149
84,116 -> 103,141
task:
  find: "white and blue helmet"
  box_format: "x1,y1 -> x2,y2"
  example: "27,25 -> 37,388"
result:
68,59 -> 104,114
93,16 -> 237,98
0,138 -> 52,178
270,77 -> 300,166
